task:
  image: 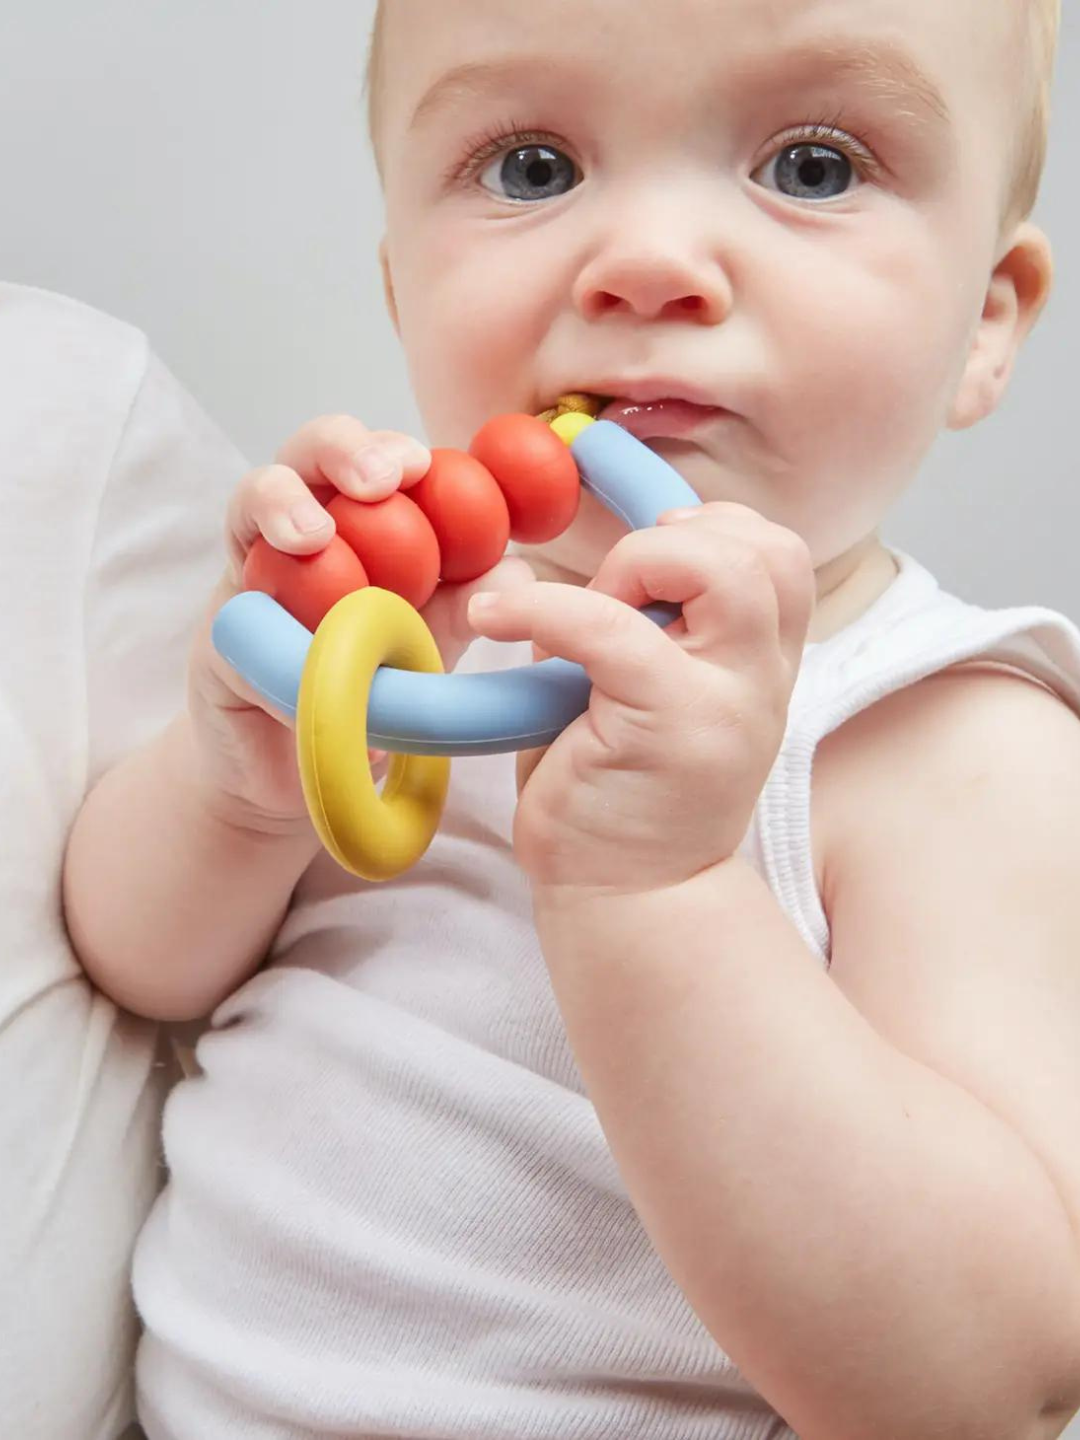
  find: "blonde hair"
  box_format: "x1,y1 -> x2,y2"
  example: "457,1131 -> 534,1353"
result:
1011,0 -> 1061,223
364,0 -> 1060,222
364,7 -> 388,185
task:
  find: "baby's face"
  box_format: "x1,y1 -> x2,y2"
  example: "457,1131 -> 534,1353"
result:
377,0 -> 1024,575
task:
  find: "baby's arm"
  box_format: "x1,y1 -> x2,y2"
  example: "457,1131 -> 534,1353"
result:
62,415 -> 393,1022
531,671 -> 1080,1440
64,416 -> 534,1021
473,510 -> 1080,1439
63,706 -> 321,1020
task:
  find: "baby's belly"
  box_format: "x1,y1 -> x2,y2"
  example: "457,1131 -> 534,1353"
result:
133,949 -> 783,1438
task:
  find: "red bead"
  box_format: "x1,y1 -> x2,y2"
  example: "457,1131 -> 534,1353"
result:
408,449 -> 510,583
469,414 -> 581,544
242,535 -> 368,634
327,492 -> 441,611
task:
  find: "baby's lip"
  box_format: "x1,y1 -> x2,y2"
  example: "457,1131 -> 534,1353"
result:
599,396 -> 728,441
539,387 -> 730,443
546,378 -> 724,414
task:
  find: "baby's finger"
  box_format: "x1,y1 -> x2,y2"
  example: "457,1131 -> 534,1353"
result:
467,581 -> 682,711
423,556 -> 537,671
276,415 -> 431,503
590,525 -> 781,676
225,464 -> 335,583
655,506 -> 815,675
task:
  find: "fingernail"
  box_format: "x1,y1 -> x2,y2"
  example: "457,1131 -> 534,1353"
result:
352,445 -> 399,488
394,438 -> 432,472
662,507 -> 699,522
290,497 -> 330,534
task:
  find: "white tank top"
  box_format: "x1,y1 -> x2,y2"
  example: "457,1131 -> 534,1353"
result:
134,548 -> 1080,1439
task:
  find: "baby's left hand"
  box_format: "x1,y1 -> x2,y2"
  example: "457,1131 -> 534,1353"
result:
468,505 -> 816,894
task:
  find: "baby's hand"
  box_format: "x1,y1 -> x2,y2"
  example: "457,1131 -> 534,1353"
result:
223,415 -> 434,585
468,504 -> 815,894
190,415 -> 534,836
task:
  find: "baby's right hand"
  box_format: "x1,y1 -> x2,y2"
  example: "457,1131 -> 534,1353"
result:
188,415 -> 535,836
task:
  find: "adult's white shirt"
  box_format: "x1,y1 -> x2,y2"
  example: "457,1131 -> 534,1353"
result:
0,283 -> 244,1438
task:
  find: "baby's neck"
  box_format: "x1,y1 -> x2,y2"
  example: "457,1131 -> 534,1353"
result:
518,535 -> 900,646
809,537 -> 899,642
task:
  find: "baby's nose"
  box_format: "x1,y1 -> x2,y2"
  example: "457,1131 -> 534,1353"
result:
573,250 -> 731,325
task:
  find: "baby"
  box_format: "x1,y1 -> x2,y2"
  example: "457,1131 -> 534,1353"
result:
63,1 -> 1080,1437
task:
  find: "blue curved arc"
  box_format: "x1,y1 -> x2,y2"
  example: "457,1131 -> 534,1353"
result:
212,592 -> 679,756
211,421 -> 700,756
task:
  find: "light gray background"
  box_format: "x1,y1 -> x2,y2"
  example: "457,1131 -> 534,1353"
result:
3,7 -> 1079,1432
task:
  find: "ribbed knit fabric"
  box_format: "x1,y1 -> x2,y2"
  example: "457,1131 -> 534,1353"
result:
747,549 -> 1080,963
134,547 -> 1080,1439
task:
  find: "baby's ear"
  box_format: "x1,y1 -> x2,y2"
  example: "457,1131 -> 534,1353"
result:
379,237 -> 401,336
947,223 -> 1052,431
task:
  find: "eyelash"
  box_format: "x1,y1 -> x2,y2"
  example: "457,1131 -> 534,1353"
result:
445,112 -> 883,194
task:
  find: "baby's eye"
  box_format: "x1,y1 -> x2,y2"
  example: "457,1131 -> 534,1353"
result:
753,143 -> 858,202
478,143 -> 580,203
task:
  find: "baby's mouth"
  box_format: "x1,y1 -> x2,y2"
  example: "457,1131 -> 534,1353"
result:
540,390 -> 727,443
536,393 -> 608,425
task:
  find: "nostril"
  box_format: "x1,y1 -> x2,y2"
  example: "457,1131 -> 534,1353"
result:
586,290 -> 714,320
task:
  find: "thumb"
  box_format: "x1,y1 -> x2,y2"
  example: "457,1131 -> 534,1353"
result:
421,556 -> 537,672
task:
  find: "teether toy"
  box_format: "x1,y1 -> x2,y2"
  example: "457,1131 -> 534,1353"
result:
213,399 -> 700,880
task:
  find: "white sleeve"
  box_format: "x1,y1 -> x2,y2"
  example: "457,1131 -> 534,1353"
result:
85,346 -> 246,782
0,295 -> 247,1440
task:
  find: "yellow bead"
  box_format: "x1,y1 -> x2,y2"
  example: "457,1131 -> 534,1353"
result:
554,393 -> 604,416
550,411 -> 595,446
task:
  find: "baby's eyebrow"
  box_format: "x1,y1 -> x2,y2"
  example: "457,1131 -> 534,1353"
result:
407,39 -> 950,136
408,58 -> 551,133
779,38 -> 951,128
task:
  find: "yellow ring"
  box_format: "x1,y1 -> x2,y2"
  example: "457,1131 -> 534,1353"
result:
297,588 -> 451,882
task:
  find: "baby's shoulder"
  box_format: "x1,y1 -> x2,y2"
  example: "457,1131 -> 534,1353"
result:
810,659 -> 1080,901
819,657 -> 1076,788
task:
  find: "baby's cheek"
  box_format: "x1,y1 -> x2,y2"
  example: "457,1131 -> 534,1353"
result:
778,245 -> 969,471
397,240 -> 547,447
